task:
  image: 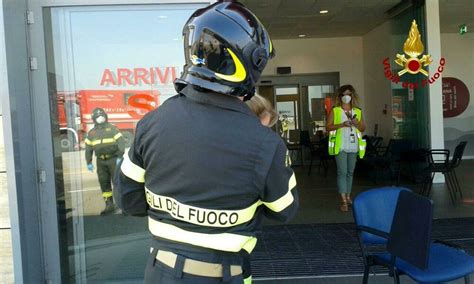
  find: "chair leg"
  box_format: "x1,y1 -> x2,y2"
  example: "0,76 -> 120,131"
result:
390,268 -> 400,284
308,155 -> 313,176
426,173 -> 435,197
394,271 -> 400,284
363,265 -> 370,284
420,173 -> 429,196
323,159 -> 329,178
444,172 -> 457,205
452,169 -> 464,198
465,274 -> 471,284
447,171 -> 460,199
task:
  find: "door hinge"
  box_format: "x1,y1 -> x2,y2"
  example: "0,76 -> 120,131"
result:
29,57 -> 38,70
38,169 -> 46,184
26,10 -> 34,25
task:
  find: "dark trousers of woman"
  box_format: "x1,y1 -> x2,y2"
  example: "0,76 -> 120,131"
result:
145,247 -> 246,284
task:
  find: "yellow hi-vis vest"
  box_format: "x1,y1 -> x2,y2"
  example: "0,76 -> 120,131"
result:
328,107 -> 366,159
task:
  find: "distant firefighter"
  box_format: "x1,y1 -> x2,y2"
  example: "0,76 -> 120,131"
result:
85,107 -> 125,215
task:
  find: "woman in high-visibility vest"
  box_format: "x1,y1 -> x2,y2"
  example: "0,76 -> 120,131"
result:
326,85 -> 366,212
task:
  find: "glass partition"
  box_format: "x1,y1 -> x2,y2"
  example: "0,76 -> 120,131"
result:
389,5 -> 429,148
44,4 -> 204,282
440,2 -> 474,158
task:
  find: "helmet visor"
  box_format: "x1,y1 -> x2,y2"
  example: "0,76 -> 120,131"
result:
190,32 -> 248,83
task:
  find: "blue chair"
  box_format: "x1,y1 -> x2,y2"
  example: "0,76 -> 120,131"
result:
353,187 -> 410,283
379,190 -> 474,283
354,188 -> 474,283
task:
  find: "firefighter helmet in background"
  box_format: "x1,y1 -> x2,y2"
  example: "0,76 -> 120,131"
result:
91,108 -> 108,124
174,0 -> 275,101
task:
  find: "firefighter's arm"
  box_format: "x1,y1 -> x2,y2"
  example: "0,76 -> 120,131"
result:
261,140 -> 299,222
84,133 -> 94,164
113,127 -> 126,156
113,128 -> 148,216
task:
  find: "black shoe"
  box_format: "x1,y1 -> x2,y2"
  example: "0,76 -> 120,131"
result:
100,199 -> 116,216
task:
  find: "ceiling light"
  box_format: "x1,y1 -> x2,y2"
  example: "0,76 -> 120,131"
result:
319,10 -> 329,14
298,34 -> 306,38
158,15 -> 167,19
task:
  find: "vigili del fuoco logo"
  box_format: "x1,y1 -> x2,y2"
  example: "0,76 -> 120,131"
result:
382,20 -> 446,89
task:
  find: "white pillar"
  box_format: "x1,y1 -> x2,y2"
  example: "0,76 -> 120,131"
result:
425,0 -> 445,183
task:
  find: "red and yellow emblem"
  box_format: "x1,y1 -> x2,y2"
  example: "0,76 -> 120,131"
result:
395,20 -> 432,76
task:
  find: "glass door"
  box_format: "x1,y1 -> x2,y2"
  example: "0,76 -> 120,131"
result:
28,2 -> 208,282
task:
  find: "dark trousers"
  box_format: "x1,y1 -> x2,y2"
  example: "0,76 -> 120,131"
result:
96,157 -> 117,194
145,247 -> 245,284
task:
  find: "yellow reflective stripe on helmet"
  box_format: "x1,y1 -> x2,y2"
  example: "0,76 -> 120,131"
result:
113,133 -> 123,140
262,172 -> 296,212
145,188 -> 261,228
120,149 -> 145,183
102,191 -> 113,198
148,218 -> 258,253
214,48 -> 246,82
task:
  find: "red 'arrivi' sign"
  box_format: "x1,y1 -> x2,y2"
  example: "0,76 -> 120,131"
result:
100,67 -> 178,86
443,77 -> 470,118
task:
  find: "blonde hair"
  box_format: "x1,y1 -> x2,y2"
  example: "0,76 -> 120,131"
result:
246,94 -> 278,127
335,84 -> 360,108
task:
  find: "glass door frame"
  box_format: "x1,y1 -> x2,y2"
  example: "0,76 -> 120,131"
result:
22,0 -> 214,282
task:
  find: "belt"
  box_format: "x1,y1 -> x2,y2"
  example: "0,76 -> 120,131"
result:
98,154 -> 114,160
155,250 -> 242,278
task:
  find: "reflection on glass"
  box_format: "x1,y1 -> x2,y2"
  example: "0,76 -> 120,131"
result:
307,85 -> 334,137
45,4 -> 203,282
277,101 -> 298,141
276,86 -> 298,96
275,86 -> 300,141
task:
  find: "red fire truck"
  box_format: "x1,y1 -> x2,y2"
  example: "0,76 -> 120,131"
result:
57,90 -> 160,151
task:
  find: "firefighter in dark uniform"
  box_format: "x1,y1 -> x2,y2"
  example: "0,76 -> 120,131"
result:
85,107 -> 125,215
114,1 -> 299,283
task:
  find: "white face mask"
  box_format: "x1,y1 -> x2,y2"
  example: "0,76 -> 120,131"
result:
95,116 -> 106,124
341,95 -> 352,104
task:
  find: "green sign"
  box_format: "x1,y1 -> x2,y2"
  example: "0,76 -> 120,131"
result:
459,24 -> 467,35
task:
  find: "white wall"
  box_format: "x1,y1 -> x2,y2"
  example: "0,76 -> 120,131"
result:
362,21 -> 393,140
263,37 -> 366,110
441,32 -> 474,157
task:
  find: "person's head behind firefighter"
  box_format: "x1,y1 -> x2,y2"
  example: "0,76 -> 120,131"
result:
91,107 -> 108,125
174,0 -> 275,101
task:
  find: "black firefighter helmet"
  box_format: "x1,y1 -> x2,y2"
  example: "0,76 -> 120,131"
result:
174,0 -> 275,101
91,107 -> 108,124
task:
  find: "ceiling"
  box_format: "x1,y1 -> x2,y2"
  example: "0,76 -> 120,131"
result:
240,0 -> 474,39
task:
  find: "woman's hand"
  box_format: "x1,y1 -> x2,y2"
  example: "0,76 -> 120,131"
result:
342,121 -> 352,128
351,119 -> 359,127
